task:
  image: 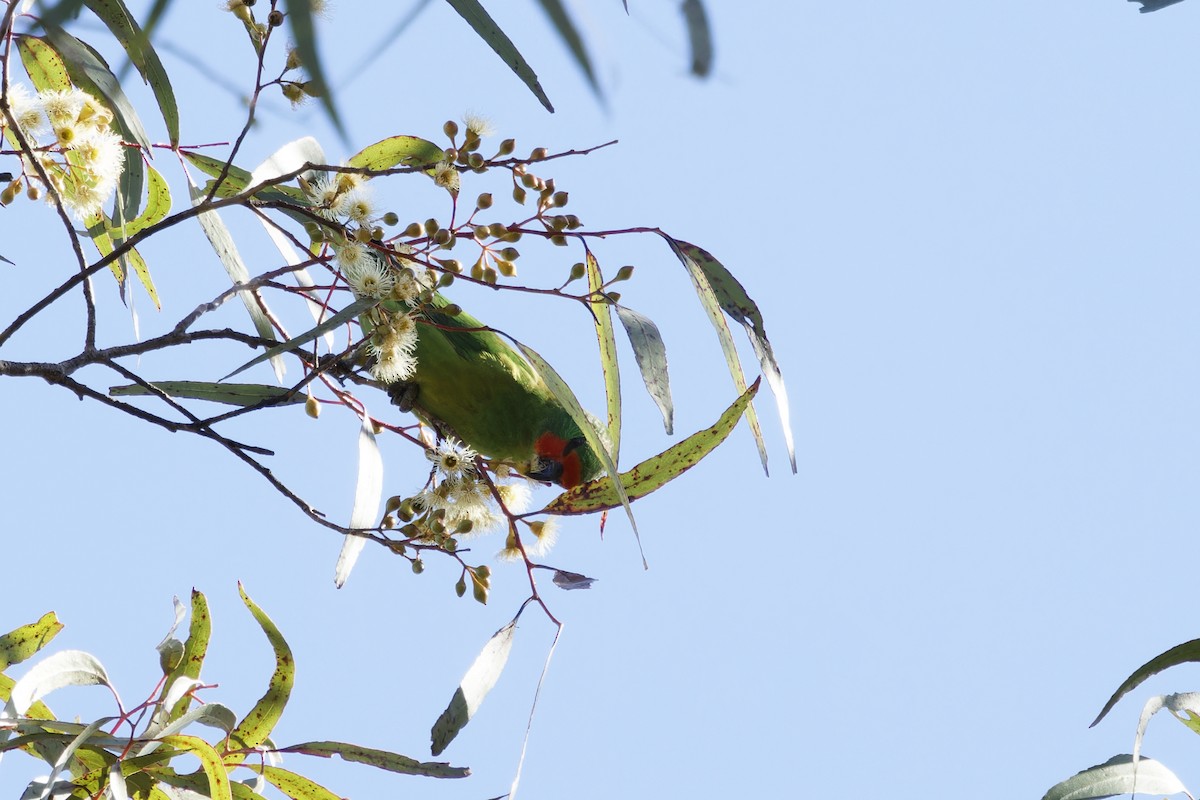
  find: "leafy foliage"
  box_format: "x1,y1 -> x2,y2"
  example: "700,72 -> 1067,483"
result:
0,594 -> 468,798
0,0 -> 785,795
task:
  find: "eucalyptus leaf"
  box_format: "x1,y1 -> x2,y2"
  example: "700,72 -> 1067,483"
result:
83,0 -> 179,144
586,251 -> 622,463
614,304 -> 673,435
1041,754 -> 1190,800
544,379 -> 758,515
0,613 -> 63,672
443,0 -> 554,112
276,741 -> 469,779
430,620 -> 517,756
109,381 -> 303,407
225,585 -> 293,763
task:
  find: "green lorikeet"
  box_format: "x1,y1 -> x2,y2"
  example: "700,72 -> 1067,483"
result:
377,293 -> 605,489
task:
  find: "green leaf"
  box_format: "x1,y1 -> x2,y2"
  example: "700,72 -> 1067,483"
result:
1092,637 -> 1200,727
287,0 -> 345,138
42,25 -> 153,152
121,164 -> 170,237
614,303 -> 673,435
443,0 -> 554,112
83,212 -> 158,307
1041,755 -> 1189,800
122,245 -> 159,309
544,379 -> 759,515
665,234 -> 796,474
276,741 -> 470,779
15,35 -> 72,93
0,613 -> 63,672
227,584 -> 294,762
586,250 -> 622,463
222,296 -> 376,381
535,0 -> 603,102
681,0 -> 714,77
84,0 -> 179,145
258,766 -> 340,800
346,135 -> 445,173
158,736 -> 233,800
431,620 -> 516,756
109,381 -> 305,407
182,150 -> 309,204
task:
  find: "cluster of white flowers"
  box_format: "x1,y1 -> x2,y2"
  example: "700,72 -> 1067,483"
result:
303,171 -> 375,223
413,437 -> 558,557
366,308 -> 419,383
3,84 -> 125,219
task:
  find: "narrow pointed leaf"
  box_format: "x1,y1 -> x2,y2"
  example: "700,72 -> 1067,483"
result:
83,0 -> 178,144
535,0 -> 603,101
1041,755 -> 1189,800
513,339 -> 644,564
249,136 -> 325,188
544,379 -> 759,514
109,381 -> 304,407
334,412 -> 384,588
7,651 -> 111,716
430,620 -> 517,756
39,716 -> 115,795
181,150 -> 308,204
614,304 -> 672,434
1133,693 -> 1200,767
226,584 -> 293,763
667,236 -> 795,472
287,0 -> 344,137
277,742 -> 470,778
681,0 -> 713,77
168,590 -> 209,723
586,251 -> 622,463
222,297 -> 375,381
188,180 -> 283,381
140,702 -> 237,755
1092,637 -> 1200,727
443,0 -> 554,112
664,235 -> 768,474
42,25 -> 152,152
346,135 -> 445,173
158,736 -> 232,800
121,245 -> 159,309
0,613 -> 62,672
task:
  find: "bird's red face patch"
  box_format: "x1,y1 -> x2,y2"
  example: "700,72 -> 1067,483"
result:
535,432 -> 584,489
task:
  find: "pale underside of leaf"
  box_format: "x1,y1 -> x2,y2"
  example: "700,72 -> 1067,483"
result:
187,180 -> 284,382
1040,754 -> 1191,800
614,303 -> 673,435
334,413 -> 384,588
430,620 -> 517,757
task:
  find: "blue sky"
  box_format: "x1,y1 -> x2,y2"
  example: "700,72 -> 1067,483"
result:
4,1 -> 1200,798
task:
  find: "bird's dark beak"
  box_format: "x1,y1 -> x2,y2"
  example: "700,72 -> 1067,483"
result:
526,458 -> 564,484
